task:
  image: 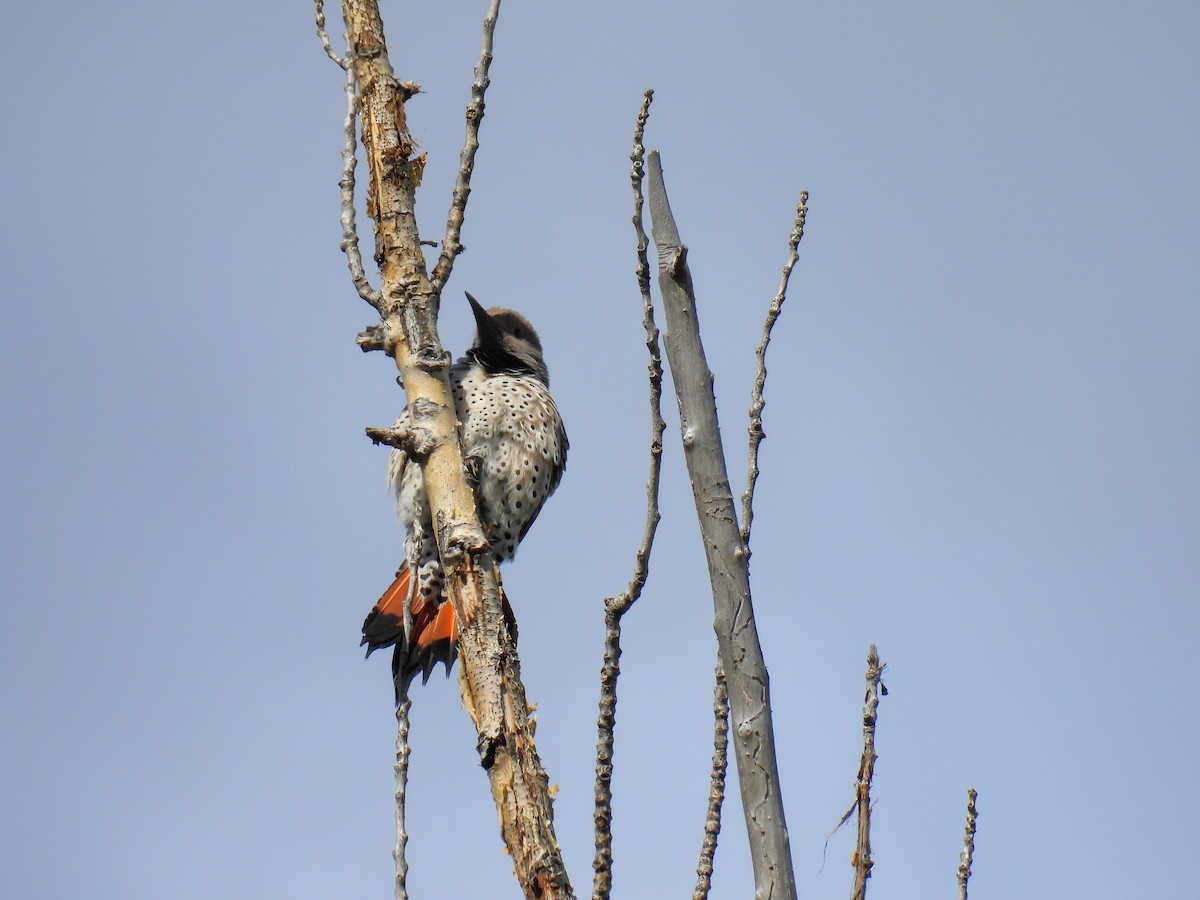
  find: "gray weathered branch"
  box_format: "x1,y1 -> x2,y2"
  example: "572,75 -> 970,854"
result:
393,692 -> 412,900
316,0 -> 384,305
693,664 -> 729,900
430,0 -> 503,291
851,645 -> 886,900
957,788 -> 979,900
742,193 -> 808,548
592,89 -> 664,900
646,149 -> 797,900
315,0 -> 347,68
337,41 -> 384,306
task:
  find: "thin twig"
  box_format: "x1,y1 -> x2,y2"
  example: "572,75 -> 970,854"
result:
740,192 -> 808,548
592,89 -> 663,900
693,664 -> 729,900
315,0 -> 347,68
430,0 -> 503,291
316,0 -> 381,304
957,788 -> 978,900
851,645 -> 886,900
338,43 -> 383,307
393,691 -> 412,900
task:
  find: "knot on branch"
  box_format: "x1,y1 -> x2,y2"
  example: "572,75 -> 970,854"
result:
415,347 -> 453,372
408,396 -> 443,424
658,244 -> 689,276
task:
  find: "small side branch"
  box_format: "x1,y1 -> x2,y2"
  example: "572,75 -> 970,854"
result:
357,324 -> 387,352
365,424 -> 436,459
741,193 -> 808,548
431,0 -> 503,291
693,664 -> 729,900
957,788 -> 979,900
851,645 -> 886,900
393,693 -> 412,900
315,0 -> 347,67
338,52 -> 383,307
316,0 -> 384,306
592,89 -> 664,900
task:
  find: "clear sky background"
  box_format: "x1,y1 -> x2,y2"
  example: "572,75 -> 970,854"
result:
2,2 -> 1197,898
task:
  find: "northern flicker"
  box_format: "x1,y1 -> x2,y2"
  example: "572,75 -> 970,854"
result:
361,293 -> 568,699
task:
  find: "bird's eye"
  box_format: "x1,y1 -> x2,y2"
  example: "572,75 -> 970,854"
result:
512,327 -> 524,339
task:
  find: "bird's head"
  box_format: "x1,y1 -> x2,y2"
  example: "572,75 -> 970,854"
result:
466,292 -> 550,385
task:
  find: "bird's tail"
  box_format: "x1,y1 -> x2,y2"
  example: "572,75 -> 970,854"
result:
361,563 -> 522,703
361,563 -> 458,701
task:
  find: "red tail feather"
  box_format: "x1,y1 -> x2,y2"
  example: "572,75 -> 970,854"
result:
362,561 -> 523,703
361,563 -> 458,699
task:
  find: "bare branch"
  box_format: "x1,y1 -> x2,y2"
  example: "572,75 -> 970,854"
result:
338,52 -> 384,307
315,0 -> 348,68
646,149 -> 798,900
592,88 -> 664,900
851,645 -> 886,900
316,0 -> 384,304
957,788 -> 979,900
337,3 -> 572,896
693,663 -> 729,900
430,0 -> 503,291
393,692 -> 412,900
741,192 -> 808,548
610,89 -> 662,623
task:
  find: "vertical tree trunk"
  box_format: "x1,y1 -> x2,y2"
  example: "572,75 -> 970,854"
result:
646,150 -> 798,900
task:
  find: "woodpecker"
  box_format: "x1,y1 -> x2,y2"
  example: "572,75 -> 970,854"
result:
361,293 -> 568,699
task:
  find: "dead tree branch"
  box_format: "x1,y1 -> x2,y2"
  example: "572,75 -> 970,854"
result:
329,3 -> 573,896
741,193 -> 808,548
316,0 -> 383,305
431,0 -> 502,291
592,89 -> 664,900
693,664 -> 729,900
851,645 -> 886,900
393,692 -> 412,899
337,49 -> 384,306
957,788 -> 979,900
646,148 -> 798,900
315,0 -> 346,67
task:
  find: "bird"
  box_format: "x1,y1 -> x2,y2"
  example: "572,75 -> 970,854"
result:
361,293 -> 568,700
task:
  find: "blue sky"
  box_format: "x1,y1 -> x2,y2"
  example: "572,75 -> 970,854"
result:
2,2 -> 1197,897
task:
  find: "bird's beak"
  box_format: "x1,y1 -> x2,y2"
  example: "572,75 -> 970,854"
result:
466,291 -> 504,345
